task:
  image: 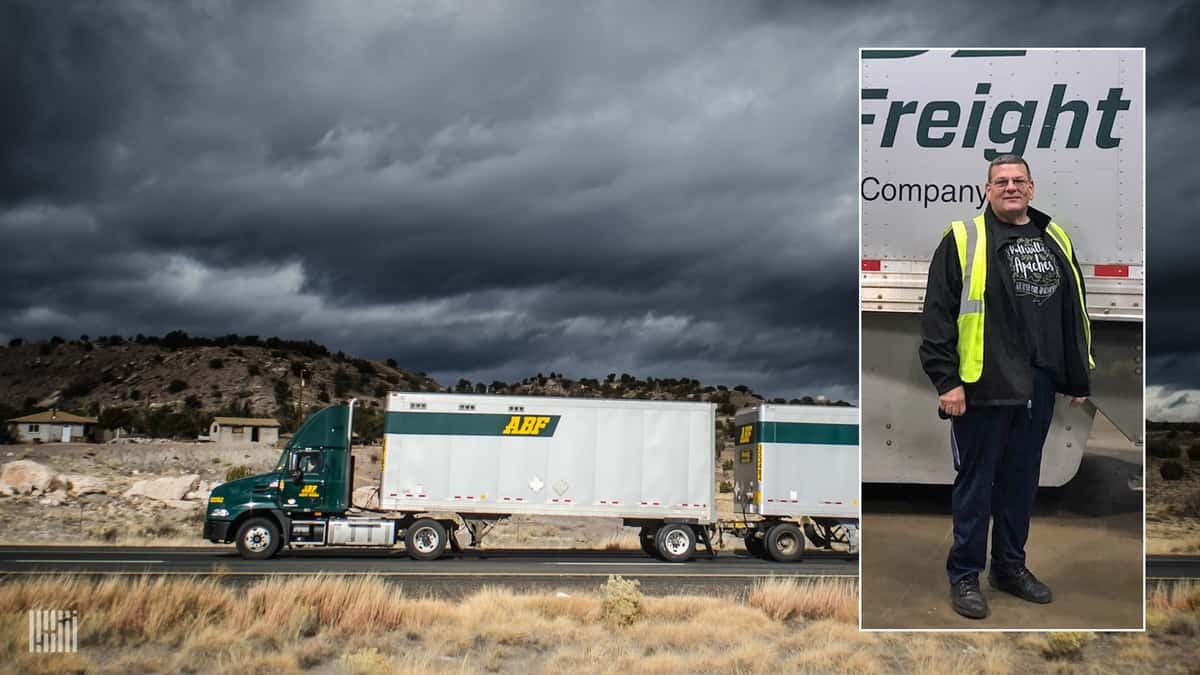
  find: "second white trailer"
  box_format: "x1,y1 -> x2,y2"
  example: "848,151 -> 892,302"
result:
732,404 -> 860,561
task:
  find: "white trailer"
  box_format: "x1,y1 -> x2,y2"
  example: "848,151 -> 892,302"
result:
859,48 -> 1144,485
731,404 -> 860,561
380,392 -> 716,561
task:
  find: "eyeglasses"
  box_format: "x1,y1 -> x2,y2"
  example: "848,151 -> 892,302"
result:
989,177 -> 1030,188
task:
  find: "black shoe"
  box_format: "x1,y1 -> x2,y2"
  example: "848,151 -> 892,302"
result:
950,575 -> 989,619
989,565 -> 1053,604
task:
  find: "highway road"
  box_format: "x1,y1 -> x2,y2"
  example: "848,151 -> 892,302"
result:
1147,555 -> 1200,581
0,546 -> 858,596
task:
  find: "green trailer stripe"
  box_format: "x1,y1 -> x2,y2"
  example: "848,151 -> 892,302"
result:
861,49 -> 927,59
950,49 -> 1026,57
753,422 -> 858,446
386,411 -> 561,437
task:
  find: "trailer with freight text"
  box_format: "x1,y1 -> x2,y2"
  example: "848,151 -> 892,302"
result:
859,48 -> 1144,485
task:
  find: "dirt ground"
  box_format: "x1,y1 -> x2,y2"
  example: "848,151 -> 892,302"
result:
861,414 -> 1145,629
1145,429 -> 1200,554
0,441 -> 281,545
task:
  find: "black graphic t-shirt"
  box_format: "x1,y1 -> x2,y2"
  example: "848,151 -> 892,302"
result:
999,222 -> 1067,383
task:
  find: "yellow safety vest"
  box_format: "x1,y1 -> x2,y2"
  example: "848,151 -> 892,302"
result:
947,214 -> 1094,383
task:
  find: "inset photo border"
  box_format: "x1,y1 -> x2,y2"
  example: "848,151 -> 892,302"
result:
857,48 -> 1145,631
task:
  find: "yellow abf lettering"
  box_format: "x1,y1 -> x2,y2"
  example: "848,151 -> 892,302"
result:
739,425 -> 753,444
502,415 -> 552,436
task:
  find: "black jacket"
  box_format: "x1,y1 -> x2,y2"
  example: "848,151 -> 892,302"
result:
919,205 -> 1092,405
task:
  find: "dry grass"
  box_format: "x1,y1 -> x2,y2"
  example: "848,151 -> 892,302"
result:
749,576 -> 858,624
4,575 -> 1200,673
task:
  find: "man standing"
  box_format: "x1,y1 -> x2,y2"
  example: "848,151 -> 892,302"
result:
919,154 -> 1093,620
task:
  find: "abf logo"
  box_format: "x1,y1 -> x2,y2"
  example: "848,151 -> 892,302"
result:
738,425 -> 754,444
502,415 -> 556,436
298,485 -> 319,498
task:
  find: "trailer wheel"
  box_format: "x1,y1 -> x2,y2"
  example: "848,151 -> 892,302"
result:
235,517 -> 281,560
655,523 -> 695,563
744,530 -> 767,559
638,527 -> 660,558
765,523 -> 805,562
405,518 -> 448,561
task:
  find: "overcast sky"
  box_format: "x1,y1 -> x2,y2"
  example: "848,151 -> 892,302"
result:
1,1 -> 1195,409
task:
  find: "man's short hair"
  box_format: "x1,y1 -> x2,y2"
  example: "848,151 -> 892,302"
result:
987,154 -> 1031,181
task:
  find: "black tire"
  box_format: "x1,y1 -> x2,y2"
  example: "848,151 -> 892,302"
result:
765,523 -> 805,562
744,530 -> 767,559
654,523 -> 696,563
405,518 -> 448,561
639,526 -> 660,559
235,517 -> 281,560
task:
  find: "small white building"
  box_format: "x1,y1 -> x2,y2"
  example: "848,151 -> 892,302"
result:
209,416 -> 280,444
7,410 -> 98,443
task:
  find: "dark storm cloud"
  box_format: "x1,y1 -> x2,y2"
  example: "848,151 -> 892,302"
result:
0,1 -> 1193,406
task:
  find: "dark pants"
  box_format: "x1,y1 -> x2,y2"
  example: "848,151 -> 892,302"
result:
946,368 -> 1056,585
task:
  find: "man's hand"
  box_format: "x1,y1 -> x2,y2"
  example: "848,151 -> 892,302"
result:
939,385 -> 966,417
1070,396 -> 1088,407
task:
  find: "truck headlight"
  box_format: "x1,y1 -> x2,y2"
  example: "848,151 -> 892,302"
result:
210,508 -> 230,518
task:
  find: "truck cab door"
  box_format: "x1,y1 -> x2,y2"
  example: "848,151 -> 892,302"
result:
280,450 -> 328,512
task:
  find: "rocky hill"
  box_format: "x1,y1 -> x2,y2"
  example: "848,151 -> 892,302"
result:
0,332 -> 849,441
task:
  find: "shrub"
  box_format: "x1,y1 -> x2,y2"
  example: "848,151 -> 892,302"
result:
225,465 -> 253,482
719,480 -> 733,493
208,358 -> 224,369
722,459 -> 734,471
600,575 -> 643,627
1189,444 -> 1200,461
1149,442 -> 1182,459
247,364 -> 260,377
339,647 -> 391,675
1161,461 -> 1186,481
63,376 -> 99,398
1041,632 -> 1093,660
168,379 -> 189,393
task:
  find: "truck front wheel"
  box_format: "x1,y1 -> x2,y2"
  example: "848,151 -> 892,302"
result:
765,523 -> 805,562
655,523 -> 695,563
235,517 -> 282,560
405,518 -> 448,560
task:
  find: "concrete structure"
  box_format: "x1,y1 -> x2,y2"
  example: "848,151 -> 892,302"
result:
6,410 -> 98,443
209,417 -> 280,444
